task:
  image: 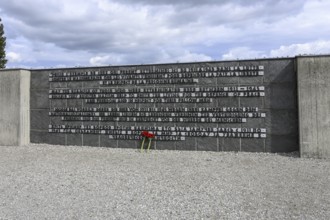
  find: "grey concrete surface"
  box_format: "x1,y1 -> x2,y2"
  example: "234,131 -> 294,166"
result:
2,56 -> 329,158
297,56 -> 330,159
0,69 -> 30,146
30,58 -> 299,152
0,144 -> 329,219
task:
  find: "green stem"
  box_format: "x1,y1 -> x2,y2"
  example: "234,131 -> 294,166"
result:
140,137 -> 146,153
147,138 -> 152,152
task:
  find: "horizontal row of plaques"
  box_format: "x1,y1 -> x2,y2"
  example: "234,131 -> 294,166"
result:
50,112 -> 265,118
48,124 -> 266,140
52,107 -> 260,112
49,124 -> 265,132
50,105 -> 265,123
100,78 -> 198,85
85,98 -> 214,103
48,131 -> 265,140
57,72 -> 263,80
49,86 -> 265,94
49,65 -> 264,77
50,92 -> 265,100
49,71 -> 264,82
57,116 -> 249,123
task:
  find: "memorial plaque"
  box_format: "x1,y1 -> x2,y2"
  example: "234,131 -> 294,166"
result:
48,64 -> 267,144
29,59 -> 299,152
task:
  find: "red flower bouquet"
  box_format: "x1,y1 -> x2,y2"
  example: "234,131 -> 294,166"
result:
140,131 -> 155,152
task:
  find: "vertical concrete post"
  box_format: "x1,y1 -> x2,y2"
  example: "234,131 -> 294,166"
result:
297,56 -> 330,159
0,69 -> 30,146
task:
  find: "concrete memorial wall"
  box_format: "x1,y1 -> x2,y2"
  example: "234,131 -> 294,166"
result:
0,69 -> 30,146
297,56 -> 330,158
29,58 -> 298,152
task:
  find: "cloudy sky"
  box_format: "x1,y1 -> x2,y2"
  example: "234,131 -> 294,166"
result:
1,0 -> 330,68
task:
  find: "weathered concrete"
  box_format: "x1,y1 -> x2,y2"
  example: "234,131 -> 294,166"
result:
297,56 -> 330,159
1,56 -> 329,158
0,69 -> 30,146
30,59 -> 299,153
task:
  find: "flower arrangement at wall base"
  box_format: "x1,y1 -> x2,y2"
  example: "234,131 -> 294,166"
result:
140,131 -> 155,152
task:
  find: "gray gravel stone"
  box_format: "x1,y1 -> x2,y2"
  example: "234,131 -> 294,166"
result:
0,144 -> 329,219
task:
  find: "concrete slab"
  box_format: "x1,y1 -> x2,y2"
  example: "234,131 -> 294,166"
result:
0,69 -> 30,146
297,56 -> 330,158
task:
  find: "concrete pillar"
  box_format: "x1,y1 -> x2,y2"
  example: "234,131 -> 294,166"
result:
297,56 -> 330,159
0,69 -> 30,146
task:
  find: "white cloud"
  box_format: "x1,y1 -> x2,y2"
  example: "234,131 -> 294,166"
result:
270,40 -> 330,57
175,51 -> 212,63
89,56 -> 111,66
7,52 -> 22,62
5,36 -> 93,68
222,47 -> 266,60
89,54 -> 123,66
221,40 -> 330,60
156,50 -> 213,63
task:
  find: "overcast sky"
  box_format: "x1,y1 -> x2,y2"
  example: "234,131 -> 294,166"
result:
1,0 -> 330,68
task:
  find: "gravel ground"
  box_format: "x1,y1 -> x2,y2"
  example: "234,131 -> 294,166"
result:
0,144 -> 329,220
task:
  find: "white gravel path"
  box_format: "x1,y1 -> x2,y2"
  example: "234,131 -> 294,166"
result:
0,144 -> 329,220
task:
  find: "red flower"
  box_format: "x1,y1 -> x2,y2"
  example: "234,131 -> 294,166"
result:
141,131 -> 155,139
147,132 -> 155,138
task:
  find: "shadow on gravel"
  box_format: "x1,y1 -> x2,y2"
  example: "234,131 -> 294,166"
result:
276,151 -> 300,158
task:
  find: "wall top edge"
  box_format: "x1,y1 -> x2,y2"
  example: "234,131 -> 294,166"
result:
295,54 -> 330,59
31,57 -> 296,72
0,68 -> 31,72
3,55 -> 330,72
